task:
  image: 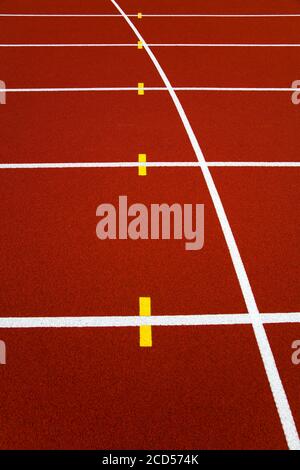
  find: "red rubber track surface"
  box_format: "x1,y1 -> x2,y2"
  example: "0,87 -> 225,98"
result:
0,0 -> 299,450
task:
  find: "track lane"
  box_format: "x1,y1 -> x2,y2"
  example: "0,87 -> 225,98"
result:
118,0 -> 300,15
0,0 -> 116,14
131,16 -> 300,44
212,168 -> 300,313
0,168 -> 246,317
0,326 -> 288,449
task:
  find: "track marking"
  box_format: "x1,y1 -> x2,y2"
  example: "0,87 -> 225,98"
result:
1,43 -> 300,47
1,162 -> 300,169
138,154 -> 147,176
1,14 -> 300,18
140,14 -> 300,18
138,82 -> 144,95
137,40 -> 143,50
150,43 -> 300,47
0,313 -> 299,328
139,297 -> 152,347
110,0 -> 300,449
2,87 -> 299,93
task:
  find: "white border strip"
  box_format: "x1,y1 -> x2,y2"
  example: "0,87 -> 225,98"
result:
0,312 -> 299,328
3,87 -> 298,92
110,0 -> 300,449
0,161 -> 300,169
1,43 -> 300,47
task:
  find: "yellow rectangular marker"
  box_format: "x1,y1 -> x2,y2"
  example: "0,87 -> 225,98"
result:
139,297 -> 152,347
138,153 -> 147,176
137,12 -> 143,19
138,82 -> 144,95
137,40 -> 143,49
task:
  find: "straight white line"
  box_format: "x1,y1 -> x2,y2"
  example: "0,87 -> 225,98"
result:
1,14 -> 300,18
3,87 -> 298,92
262,313 -> 300,324
150,43 -> 300,47
0,313 -> 299,328
138,14 -> 300,18
110,0 -> 300,449
4,87 -> 137,92
0,14 -> 123,17
1,43 -> 300,47
0,162 -> 299,169
175,87 -> 296,91
0,43 -> 136,47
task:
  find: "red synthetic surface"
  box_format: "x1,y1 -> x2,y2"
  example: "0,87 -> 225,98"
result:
0,93 -> 196,163
0,327 -> 288,449
212,169 -> 300,313
0,0 -> 300,450
179,92 -> 299,163
0,169 -> 245,316
132,17 -> 300,43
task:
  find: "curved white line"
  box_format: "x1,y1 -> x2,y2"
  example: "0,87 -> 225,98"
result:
110,0 -> 300,449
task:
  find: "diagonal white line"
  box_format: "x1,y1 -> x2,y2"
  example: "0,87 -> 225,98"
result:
0,313 -> 299,328
0,161 -> 300,169
110,0 -> 300,449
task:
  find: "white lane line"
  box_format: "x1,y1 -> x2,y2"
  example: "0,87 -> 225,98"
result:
4,87 -> 137,92
0,43 -> 136,47
0,14 -> 123,17
150,43 -> 300,47
0,313 -> 299,328
137,14 -> 300,18
110,0 -> 300,450
0,14 -> 300,18
1,43 -> 300,47
3,87 -> 299,92
175,87 -> 297,91
0,162 -> 300,169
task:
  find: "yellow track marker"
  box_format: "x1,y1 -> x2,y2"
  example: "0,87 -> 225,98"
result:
137,40 -> 143,50
138,153 -> 147,176
139,297 -> 152,347
138,82 -> 144,95
137,12 -> 143,19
